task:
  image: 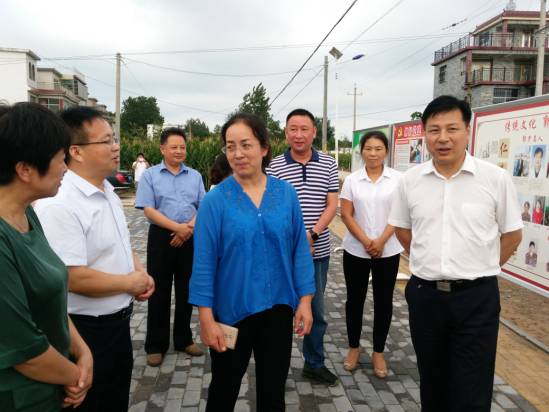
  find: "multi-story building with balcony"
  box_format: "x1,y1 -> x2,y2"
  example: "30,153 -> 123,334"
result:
433,9 -> 549,107
33,68 -> 83,113
1,47 -> 99,114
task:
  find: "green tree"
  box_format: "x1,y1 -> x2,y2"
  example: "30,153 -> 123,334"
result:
235,83 -> 284,139
339,136 -> 352,149
410,111 -> 422,120
213,124 -> 222,136
185,118 -> 210,139
312,117 -> 335,150
121,96 -> 164,136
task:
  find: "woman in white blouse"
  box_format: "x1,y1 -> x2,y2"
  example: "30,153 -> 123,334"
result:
340,131 -> 403,378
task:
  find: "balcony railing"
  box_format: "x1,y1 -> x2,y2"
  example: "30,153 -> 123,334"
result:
469,66 -> 535,85
34,82 -> 80,102
434,33 -> 546,62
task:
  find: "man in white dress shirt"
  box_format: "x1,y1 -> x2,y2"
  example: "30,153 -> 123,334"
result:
35,107 -> 155,412
388,95 -> 523,412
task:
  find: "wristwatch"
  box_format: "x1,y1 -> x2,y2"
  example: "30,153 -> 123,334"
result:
308,228 -> 319,241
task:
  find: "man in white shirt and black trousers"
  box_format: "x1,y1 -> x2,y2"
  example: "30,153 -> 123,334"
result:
36,107 -> 155,412
388,95 -> 523,412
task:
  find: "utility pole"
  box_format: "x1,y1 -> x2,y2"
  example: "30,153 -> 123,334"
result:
322,56 -> 328,152
536,0 -> 547,95
347,83 -> 363,132
115,52 -> 121,144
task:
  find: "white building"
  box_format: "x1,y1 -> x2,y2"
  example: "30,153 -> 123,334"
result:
0,47 -> 100,114
0,47 -> 40,104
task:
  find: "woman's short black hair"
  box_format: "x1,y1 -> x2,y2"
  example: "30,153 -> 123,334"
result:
421,95 -> 471,126
529,241 -> 536,248
221,112 -> 272,170
0,102 -> 70,185
359,130 -> 389,153
209,153 -> 232,186
161,127 -> 186,145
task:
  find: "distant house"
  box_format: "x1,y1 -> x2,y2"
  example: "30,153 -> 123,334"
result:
0,47 -> 40,104
432,9 -> 549,107
0,47 -> 108,114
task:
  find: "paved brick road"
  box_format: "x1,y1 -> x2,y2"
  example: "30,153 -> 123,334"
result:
126,207 -> 537,412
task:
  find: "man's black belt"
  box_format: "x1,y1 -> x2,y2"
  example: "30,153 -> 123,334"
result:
412,275 -> 494,293
70,302 -> 133,322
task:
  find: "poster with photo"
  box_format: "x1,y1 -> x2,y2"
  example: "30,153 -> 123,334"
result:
472,99 -> 549,295
391,120 -> 425,172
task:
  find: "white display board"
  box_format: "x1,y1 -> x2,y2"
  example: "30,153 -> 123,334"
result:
472,98 -> 549,296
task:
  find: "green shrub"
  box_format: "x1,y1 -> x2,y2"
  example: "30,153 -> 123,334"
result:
120,136 -> 289,189
338,153 -> 351,171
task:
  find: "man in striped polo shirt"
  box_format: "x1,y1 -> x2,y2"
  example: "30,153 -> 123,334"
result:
267,108 -> 339,385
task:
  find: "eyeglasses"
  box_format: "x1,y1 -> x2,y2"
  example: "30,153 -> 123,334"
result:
222,142 -> 257,154
75,137 -> 118,146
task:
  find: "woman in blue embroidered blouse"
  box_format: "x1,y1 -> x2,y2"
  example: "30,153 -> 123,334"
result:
190,113 -> 315,411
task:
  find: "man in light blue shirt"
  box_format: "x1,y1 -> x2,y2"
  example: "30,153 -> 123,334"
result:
135,127 -> 205,366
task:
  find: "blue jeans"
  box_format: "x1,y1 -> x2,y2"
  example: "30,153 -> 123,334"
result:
303,256 -> 329,368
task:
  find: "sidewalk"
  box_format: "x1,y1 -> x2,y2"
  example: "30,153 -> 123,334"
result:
125,207 -> 539,411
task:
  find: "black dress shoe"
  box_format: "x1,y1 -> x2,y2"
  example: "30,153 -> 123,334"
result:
302,364 -> 338,386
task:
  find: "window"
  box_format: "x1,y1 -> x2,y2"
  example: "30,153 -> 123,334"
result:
38,97 -> 61,113
460,58 -> 466,76
28,63 -> 36,81
493,88 -> 518,104
439,65 -> 447,83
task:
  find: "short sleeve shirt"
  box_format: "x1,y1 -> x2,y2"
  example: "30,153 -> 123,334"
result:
135,161 -> 205,224
267,149 -> 339,259
0,207 -> 69,411
35,171 -> 134,316
388,152 -> 523,280
340,166 -> 404,258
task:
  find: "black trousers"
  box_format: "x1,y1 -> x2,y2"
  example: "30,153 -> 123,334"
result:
405,275 -> 500,412
69,309 -> 133,412
206,305 -> 294,412
343,251 -> 400,352
145,224 -> 194,354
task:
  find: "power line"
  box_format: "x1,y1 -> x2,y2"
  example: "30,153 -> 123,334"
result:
42,59 -> 228,116
40,33 -> 469,61
342,0 -> 406,52
123,56 -> 319,78
337,102 -> 428,119
274,67 -> 324,116
268,0 -> 359,108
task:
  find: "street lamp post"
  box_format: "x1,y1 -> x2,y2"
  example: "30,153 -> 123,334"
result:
329,47 -> 343,163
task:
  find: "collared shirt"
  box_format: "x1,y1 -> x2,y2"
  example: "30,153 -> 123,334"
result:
135,160 -> 205,223
388,152 -> 523,281
35,170 -> 134,316
189,175 -> 315,325
267,148 -> 339,259
340,166 -> 404,258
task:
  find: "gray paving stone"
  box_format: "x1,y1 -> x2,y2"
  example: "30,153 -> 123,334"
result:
124,208 -> 535,412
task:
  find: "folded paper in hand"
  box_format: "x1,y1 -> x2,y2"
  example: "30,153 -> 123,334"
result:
219,323 -> 238,350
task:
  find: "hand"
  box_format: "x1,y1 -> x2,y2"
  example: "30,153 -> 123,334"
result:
169,233 -> 185,248
361,237 -> 373,254
294,297 -> 313,337
367,238 -> 385,258
126,270 -> 150,296
174,223 -> 193,242
63,346 -> 93,408
200,319 -> 227,353
135,275 -> 155,301
306,231 -> 315,256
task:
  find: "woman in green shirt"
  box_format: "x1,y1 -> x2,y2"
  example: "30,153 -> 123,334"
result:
0,103 -> 93,411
